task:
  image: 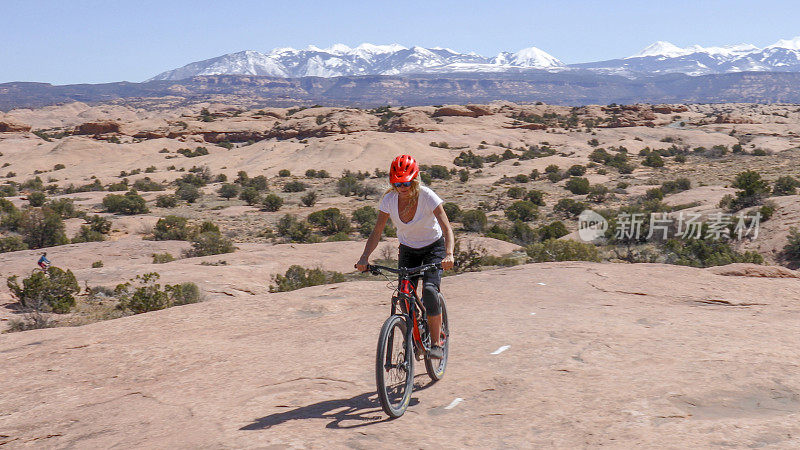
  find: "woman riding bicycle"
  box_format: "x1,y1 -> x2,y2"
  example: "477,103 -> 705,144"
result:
355,154 -> 455,359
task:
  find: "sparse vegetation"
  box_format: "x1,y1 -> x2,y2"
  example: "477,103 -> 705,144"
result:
269,265 -> 345,292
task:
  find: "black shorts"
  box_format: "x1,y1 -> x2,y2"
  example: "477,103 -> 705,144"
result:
398,237 -> 446,292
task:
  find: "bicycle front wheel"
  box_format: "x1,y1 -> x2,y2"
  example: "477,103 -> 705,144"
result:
425,293 -> 449,381
376,314 -> 414,418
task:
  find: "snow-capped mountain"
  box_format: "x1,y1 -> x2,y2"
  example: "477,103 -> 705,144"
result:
148,44 -> 565,81
574,37 -> 800,76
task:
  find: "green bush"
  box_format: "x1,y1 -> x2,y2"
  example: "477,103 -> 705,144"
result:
587,185 -> 610,203
300,191 -> 318,207
663,238 -> 763,268
72,225 -> 105,243
133,178 -> 164,192
263,193 -> 284,212
45,198 -> 78,218
554,198 -> 587,218
526,239 -> 600,262
278,169 -> 291,177
307,208 -> 350,235
461,209 -> 487,232
155,194 -> 178,208
731,170 -> 770,210
442,202 -> 462,222
645,187 -> 664,201
283,181 -> 307,192
0,235 -> 27,253
152,252 -> 175,264
784,227 -> 800,264
7,266 -> 79,313
153,215 -> 191,240
103,190 -> 149,214
115,272 -> 201,314
91,260 -> 104,268
217,183 -> 240,200
186,232 -> 235,257
504,200 -> 538,222
565,177 -> 590,195
643,153 -> 665,168
537,221 -> 569,241
567,165 -> 587,176
524,190 -> 545,206
20,207 -> 69,249
453,150 -> 484,169
352,206 -> 378,237
239,187 -> 262,206
661,177 -> 692,194
177,146 -> 209,158
773,176 -> 799,196
277,214 -> 313,242
269,265 -> 345,292
28,191 -> 46,207
176,184 -> 201,204
428,165 -> 451,180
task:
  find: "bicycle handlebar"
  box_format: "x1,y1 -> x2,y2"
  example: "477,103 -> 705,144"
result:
365,262 -> 442,276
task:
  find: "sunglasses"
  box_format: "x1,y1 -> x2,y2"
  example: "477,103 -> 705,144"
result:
393,181 -> 412,188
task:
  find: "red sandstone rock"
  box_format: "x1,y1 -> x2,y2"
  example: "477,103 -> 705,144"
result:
74,121 -> 120,135
0,120 -> 32,132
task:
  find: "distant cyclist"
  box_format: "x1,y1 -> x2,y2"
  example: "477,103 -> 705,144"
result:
38,252 -> 50,271
355,154 -> 455,359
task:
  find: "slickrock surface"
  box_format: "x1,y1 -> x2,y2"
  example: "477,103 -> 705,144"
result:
2,262 -> 799,448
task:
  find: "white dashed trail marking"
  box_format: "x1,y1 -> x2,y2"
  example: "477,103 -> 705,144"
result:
537,282 -> 547,285
444,398 -> 464,409
491,345 -> 511,355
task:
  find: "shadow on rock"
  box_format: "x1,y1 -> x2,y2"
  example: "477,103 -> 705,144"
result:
241,375 -> 437,431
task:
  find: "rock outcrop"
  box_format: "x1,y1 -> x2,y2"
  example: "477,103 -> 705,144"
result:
432,105 -> 493,118
73,121 -> 121,135
0,120 -> 32,132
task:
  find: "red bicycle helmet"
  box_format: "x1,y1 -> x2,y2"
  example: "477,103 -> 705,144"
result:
390,154 -> 419,183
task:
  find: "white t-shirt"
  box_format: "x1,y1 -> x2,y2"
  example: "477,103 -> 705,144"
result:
379,186 -> 444,248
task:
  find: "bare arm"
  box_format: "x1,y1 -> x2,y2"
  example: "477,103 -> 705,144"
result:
432,204 -> 455,270
355,211 -> 390,271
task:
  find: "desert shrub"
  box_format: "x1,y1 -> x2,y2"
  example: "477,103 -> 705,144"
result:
305,169 -> 317,178
115,272 -> 201,314
155,194 -> 178,208
546,171 -> 563,183
452,239 -> 487,274
315,170 -> 330,178
153,215 -> 191,240
0,235 -> 27,253
0,184 -> 18,197
453,150 -> 484,169
752,148 -> 767,156
428,165 -> 451,180
177,169 -> 211,187
662,238 -> 763,268
277,214 -> 313,243
783,227 -> 800,264
7,266 -> 79,313
197,221 -> 220,234
45,198 -> 78,218
53,163 -> 66,171
461,209 -> 487,232
176,146 -> 209,158
645,187 -> 664,201
21,176 -> 44,191
554,198 -> 587,218
186,232 -> 235,257
537,221 -> 569,241
568,165 -> 587,176
587,185 -> 610,203
565,177 -> 590,195
91,260 -> 104,268
263,193 -> 284,212
508,220 -> 537,245
442,202 -> 462,222
103,190 -> 149,214
239,187 -> 262,206
176,184 -> 201,203
545,164 -> 560,174
132,177 -> 164,192
107,180 -> 129,191
217,183 -> 240,200
773,176 -> 799,196
506,186 -> 526,199
661,177 -> 692,194
300,191 -> 318,207
643,153 -> 664,167
283,181 -> 307,192
352,205 -> 378,237
587,138 -> 600,147
152,252 -> 175,264
278,169 -> 291,177
19,207 -> 69,248
71,225 -> 105,243
458,169 -> 469,182
759,202 -> 776,221
28,191 -> 46,207
307,208 -> 350,235
526,239 -> 600,262
269,265 -> 345,292
730,170 -> 770,210
337,176 -> 360,196
524,190 -> 545,206
514,174 -> 530,183
505,200 -> 538,222
326,231 -> 350,242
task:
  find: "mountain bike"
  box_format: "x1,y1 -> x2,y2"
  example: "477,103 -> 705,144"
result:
366,262 -> 449,418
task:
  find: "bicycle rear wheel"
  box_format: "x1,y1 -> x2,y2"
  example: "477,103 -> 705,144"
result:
376,314 -> 414,418
425,293 -> 449,381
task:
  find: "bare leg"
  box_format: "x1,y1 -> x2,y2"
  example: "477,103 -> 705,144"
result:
428,313 -> 442,347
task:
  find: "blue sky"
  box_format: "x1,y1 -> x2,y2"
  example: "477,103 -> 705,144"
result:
2,0 -> 799,85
